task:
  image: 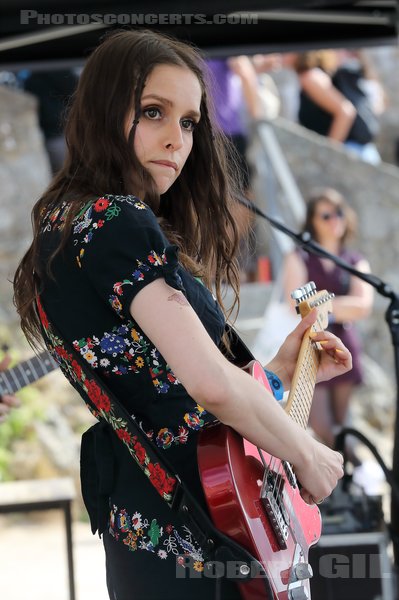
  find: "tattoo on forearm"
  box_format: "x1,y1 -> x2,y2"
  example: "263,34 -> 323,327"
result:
168,292 -> 189,307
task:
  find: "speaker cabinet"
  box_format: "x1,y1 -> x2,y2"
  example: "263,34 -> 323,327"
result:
309,531 -> 395,600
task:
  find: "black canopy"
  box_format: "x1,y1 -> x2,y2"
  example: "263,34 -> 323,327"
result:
0,1 -> 397,69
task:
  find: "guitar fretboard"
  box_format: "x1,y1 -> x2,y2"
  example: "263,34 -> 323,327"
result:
285,323 -> 322,429
0,351 -> 59,395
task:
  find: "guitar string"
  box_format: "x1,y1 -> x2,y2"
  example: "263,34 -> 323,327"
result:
7,366 -> 20,393
259,296 -> 330,522
271,319 -> 320,508
288,322 -> 320,499
0,351 -> 56,395
278,336 -> 318,507
18,362 -> 32,388
0,371 -> 14,395
273,342 -> 313,503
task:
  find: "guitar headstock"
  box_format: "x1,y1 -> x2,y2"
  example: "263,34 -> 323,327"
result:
291,281 -> 334,331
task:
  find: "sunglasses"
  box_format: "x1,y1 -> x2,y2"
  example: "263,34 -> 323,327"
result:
317,207 -> 344,221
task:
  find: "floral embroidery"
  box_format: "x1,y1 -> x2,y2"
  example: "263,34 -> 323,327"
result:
71,195 -> 147,267
72,198 -> 121,247
93,197 -> 110,212
109,505 -> 204,571
40,201 -> 70,233
71,322 -> 180,393
68,318 -> 213,448
109,249 -> 174,317
184,412 -> 204,430
73,323 -> 148,373
151,404 -> 208,450
36,297 -> 177,502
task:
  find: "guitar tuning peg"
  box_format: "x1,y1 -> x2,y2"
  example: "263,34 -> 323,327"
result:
303,282 -> 317,298
291,281 -> 319,303
291,288 -> 304,302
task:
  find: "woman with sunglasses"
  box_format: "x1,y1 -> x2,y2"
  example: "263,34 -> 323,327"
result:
283,187 -> 374,466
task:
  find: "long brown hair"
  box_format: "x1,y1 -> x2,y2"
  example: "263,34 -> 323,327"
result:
14,29 -> 242,348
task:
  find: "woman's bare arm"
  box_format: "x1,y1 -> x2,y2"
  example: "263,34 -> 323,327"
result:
300,68 -> 356,142
130,278 -> 349,503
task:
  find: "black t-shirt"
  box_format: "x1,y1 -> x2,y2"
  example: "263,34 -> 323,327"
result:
298,66 -> 379,145
298,88 -> 332,137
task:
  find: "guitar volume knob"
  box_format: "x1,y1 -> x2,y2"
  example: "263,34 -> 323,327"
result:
294,562 -> 313,581
289,586 -> 309,600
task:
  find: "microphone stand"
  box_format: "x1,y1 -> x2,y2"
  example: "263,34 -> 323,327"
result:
239,196 -> 399,570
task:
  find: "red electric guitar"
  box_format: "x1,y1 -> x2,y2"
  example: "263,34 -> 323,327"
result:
198,282 -> 334,600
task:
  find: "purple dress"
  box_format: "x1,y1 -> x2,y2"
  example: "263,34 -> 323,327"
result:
300,249 -> 364,386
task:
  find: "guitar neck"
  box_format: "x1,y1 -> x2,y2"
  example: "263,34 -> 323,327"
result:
0,350 -> 58,395
284,333 -> 320,429
284,284 -> 334,428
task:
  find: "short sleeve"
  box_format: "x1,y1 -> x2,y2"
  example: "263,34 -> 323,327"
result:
74,196 -> 184,320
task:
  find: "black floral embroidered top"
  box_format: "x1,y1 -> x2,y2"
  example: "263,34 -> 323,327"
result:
40,193 -> 225,447
38,195 -> 227,572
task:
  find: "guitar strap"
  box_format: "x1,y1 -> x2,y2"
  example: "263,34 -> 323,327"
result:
37,296 -> 273,593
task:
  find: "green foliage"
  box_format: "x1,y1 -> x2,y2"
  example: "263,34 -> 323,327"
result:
0,384 -> 46,481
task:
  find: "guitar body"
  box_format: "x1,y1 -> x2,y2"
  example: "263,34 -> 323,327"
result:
198,284 -> 334,599
198,362 -> 321,599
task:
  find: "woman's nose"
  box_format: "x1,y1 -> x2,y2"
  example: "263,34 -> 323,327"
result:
164,121 -> 183,150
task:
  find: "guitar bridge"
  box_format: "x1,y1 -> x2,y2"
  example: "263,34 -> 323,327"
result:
261,472 -> 289,549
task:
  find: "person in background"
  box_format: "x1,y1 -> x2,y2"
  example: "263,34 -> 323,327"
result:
287,50 -> 382,164
332,49 -> 386,164
206,55 -> 280,282
206,56 -> 257,282
0,354 -> 20,423
283,188 -> 374,466
14,31 -> 349,599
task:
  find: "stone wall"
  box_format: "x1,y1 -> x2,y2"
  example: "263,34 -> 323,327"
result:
365,46 -> 399,166
0,85 -> 51,326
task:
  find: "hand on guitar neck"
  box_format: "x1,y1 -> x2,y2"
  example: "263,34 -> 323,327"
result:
264,300 -> 351,502
265,306 -> 352,389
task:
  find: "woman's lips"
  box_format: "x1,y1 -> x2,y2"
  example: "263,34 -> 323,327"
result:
150,160 -> 178,171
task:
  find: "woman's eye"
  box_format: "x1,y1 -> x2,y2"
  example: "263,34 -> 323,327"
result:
181,118 -> 196,132
144,107 -> 161,119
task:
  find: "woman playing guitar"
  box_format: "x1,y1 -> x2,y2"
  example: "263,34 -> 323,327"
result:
13,29 -> 350,600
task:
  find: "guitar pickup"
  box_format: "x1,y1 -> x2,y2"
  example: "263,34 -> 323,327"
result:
261,472 -> 290,549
